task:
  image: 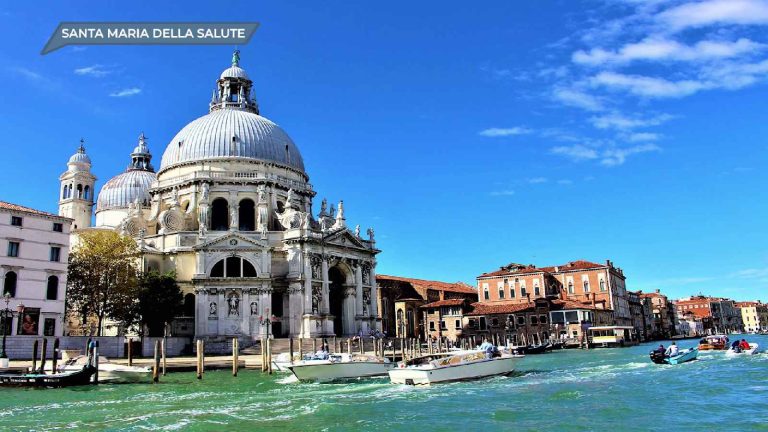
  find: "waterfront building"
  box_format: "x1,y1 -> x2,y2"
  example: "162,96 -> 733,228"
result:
676,310 -> 704,336
627,291 -> 651,341
674,296 -> 742,334
0,201 -> 71,337
375,275 -> 477,338
638,290 -> 675,338
476,259 -> 631,326
421,298 -> 473,342
735,301 -> 768,333
58,51 -> 381,341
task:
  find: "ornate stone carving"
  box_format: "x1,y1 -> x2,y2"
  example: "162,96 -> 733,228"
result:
311,284 -> 322,314
160,207 -> 185,232
310,255 -> 322,280
227,292 -> 240,316
200,182 -> 210,204
362,263 -> 372,285
354,225 -> 360,238
367,227 -> 375,242
287,249 -> 301,275
363,288 -> 371,314
250,301 -> 258,315
209,302 -> 217,316
230,205 -> 238,230
344,286 -> 356,297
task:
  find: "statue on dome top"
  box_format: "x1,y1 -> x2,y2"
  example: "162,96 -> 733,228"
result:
232,49 -> 240,66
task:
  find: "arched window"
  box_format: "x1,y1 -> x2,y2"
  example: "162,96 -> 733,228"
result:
68,184 -> 73,198
3,271 -> 17,297
211,198 -> 229,231
184,293 -> 195,317
567,281 -> 574,294
61,185 -> 67,199
209,257 -> 257,278
84,185 -> 90,200
584,280 -> 590,293
46,275 -> 58,300
238,199 -> 255,231
76,184 -> 83,198
599,279 -> 606,291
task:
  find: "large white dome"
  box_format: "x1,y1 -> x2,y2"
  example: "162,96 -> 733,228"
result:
158,109 -> 305,173
96,169 -> 156,211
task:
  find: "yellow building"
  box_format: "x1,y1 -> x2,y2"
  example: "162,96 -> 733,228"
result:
736,301 -> 767,333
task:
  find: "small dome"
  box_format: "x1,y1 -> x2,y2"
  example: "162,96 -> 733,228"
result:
220,66 -> 249,80
67,140 -> 91,169
159,109 -> 305,173
96,170 -> 156,212
68,151 -> 91,165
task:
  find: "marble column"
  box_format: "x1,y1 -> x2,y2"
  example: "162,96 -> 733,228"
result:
321,258 -> 330,314
370,265 -> 379,325
303,254 -> 313,313
355,264 -> 364,317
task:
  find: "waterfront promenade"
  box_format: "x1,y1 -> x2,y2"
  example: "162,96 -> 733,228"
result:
1,335 -> 766,431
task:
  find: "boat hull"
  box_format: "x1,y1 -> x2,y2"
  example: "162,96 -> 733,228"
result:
0,367 -> 96,388
666,348 -> 698,365
389,356 -> 521,386
725,343 -> 759,356
287,361 -> 394,382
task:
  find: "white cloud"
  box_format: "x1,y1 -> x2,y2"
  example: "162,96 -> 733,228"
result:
552,87 -> 604,111
527,177 -> 548,184
657,0 -> 768,31
557,179 -> 574,185
590,112 -> 673,129
627,132 -> 661,142
550,144 -> 599,161
9,66 -> 44,81
591,71 -> 709,98
600,143 -> 660,166
109,87 -> 142,97
74,64 -> 111,77
573,37 -> 764,66
479,127 -> 532,137
489,190 -> 516,196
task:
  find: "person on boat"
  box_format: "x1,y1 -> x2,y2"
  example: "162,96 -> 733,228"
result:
654,344 -> 665,356
479,339 -> 495,359
739,339 -> 750,350
665,342 -> 679,357
731,340 -> 742,353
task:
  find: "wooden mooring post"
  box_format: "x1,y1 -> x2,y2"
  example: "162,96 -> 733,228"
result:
267,338 -> 273,375
161,338 -> 167,376
39,338 -> 48,374
52,338 -> 59,373
127,337 -> 133,366
289,337 -> 295,364
31,339 -> 39,372
232,337 -> 239,376
152,340 -> 160,383
196,340 -> 203,380
298,337 -> 304,360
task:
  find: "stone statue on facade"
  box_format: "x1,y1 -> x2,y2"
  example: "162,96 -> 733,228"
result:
209,302 -> 217,316
230,205 -> 238,230
367,227 -> 375,242
200,182 -> 210,203
227,292 -> 240,316
319,198 -> 328,216
312,285 -> 322,314
250,301 -> 258,315
354,225 -> 361,238
257,184 -> 267,203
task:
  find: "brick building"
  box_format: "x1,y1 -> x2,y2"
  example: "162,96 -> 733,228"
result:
376,275 -> 477,338
674,296 -> 741,334
638,290 -> 675,338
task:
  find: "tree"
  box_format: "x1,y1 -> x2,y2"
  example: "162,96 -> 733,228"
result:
66,231 -> 140,336
137,271 -> 183,337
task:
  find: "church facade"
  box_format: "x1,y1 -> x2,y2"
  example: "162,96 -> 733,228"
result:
59,51 -> 380,339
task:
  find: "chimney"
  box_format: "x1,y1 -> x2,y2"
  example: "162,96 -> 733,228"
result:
554,266 -> 559,272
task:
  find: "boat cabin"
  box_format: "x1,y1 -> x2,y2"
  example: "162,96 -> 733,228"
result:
698,335 -> 729,350
588,326 -> 638,347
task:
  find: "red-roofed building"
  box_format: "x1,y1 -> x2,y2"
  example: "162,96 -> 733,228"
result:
674,295 -> 741,334
376,275 -> 477,338
476,259 -> 631,327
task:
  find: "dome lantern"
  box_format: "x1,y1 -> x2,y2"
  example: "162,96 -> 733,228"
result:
128,132 -> 154,172
211,49 -> 259,115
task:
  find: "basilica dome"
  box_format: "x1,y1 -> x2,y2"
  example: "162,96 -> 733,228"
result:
96,133 -> 156,212
158,52 -> 305,175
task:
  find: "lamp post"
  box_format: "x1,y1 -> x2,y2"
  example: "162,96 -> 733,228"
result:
1,293 -> 24,364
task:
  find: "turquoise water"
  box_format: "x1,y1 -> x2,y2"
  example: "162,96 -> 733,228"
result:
1,335 -> 767,431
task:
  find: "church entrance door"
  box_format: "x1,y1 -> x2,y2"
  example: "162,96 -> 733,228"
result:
328,267 -> 345,336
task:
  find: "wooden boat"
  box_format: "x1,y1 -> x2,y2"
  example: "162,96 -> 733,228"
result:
51,355 -> 151,383
698,335 -> 729,350
286,353 -> 394,382
0,366 -> 96,388
725,343 -> 759,356
388,350 -> 523,386
523,343 -> 552,355
649,347 -> 699,365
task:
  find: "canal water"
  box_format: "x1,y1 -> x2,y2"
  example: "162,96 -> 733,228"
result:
1,335 -> 766,431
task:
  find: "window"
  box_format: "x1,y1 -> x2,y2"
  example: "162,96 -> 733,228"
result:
7,242 -> 19,257
599,279 -> 606,291
530,315 -> 538,325
482,283 -> 489,300
50,247 -> 61,262
521,285 -> 527,297
584,280 -> 590,293
479,317 -> 487,330
468,319 -> 476,329
238,199 -> 255,231
210,198 -> 229,231
440,320 -> 447,330
565,311 -> 579,323
455,319 -> 461,330
517,316 -> 525,326
46,276 -> 58,300
491,318 -> 499,327
510,286 -> 516,298
429,321 -> 435,331
210,257 -> 257,278
498,282 -> 505,299
43,318 -> 55,336
52,223 -> 63,232
3,271 -> 17,297
534,283 -> 540,296
539,315 -> 548,324
10,216 -> 22,227
568,281 -> 574,294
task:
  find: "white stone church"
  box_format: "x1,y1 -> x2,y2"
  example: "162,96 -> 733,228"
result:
58,51 -> 380,339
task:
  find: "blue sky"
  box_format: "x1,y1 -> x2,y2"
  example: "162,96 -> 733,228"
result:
1,1 -> 766,301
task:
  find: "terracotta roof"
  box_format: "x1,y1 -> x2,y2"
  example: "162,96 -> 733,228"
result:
377,275 -> 477,295
551,299 -> 599,311
735,301 -> 761,308
0,201 -> 66,219
478,259 -> 608,279
421,299 -> 467,309
466,301 -> 535,316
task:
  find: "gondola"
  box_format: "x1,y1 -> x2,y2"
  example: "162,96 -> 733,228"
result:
0,365 -> 96,388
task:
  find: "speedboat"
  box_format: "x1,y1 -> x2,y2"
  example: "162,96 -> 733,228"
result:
388,350 -> 524,386
698,335 -> 729,351
649,347 -> 699,365
726,343 -> 760,356
53,355 -> 151,383
0,366 -> 96,388
286,353 -> 393,382
272,352 -> 338,373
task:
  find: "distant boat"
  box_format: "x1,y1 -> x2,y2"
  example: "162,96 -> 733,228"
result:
698,335 -> 729,351
388,350 -> 524,385
286,353 -> 394,382
649,347 -> 698,365
725,343 -> 759,357
53,355 -> 151,383
0,366 -> 95,388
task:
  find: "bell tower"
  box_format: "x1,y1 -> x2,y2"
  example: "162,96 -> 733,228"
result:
59,139 -> 96,230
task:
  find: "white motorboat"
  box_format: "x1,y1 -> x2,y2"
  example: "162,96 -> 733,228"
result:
53,355 -> 151,383
286,353 -> 393,382
271,352 -> 333,372
725,343 -> 760,356
388,350 -> 524,386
